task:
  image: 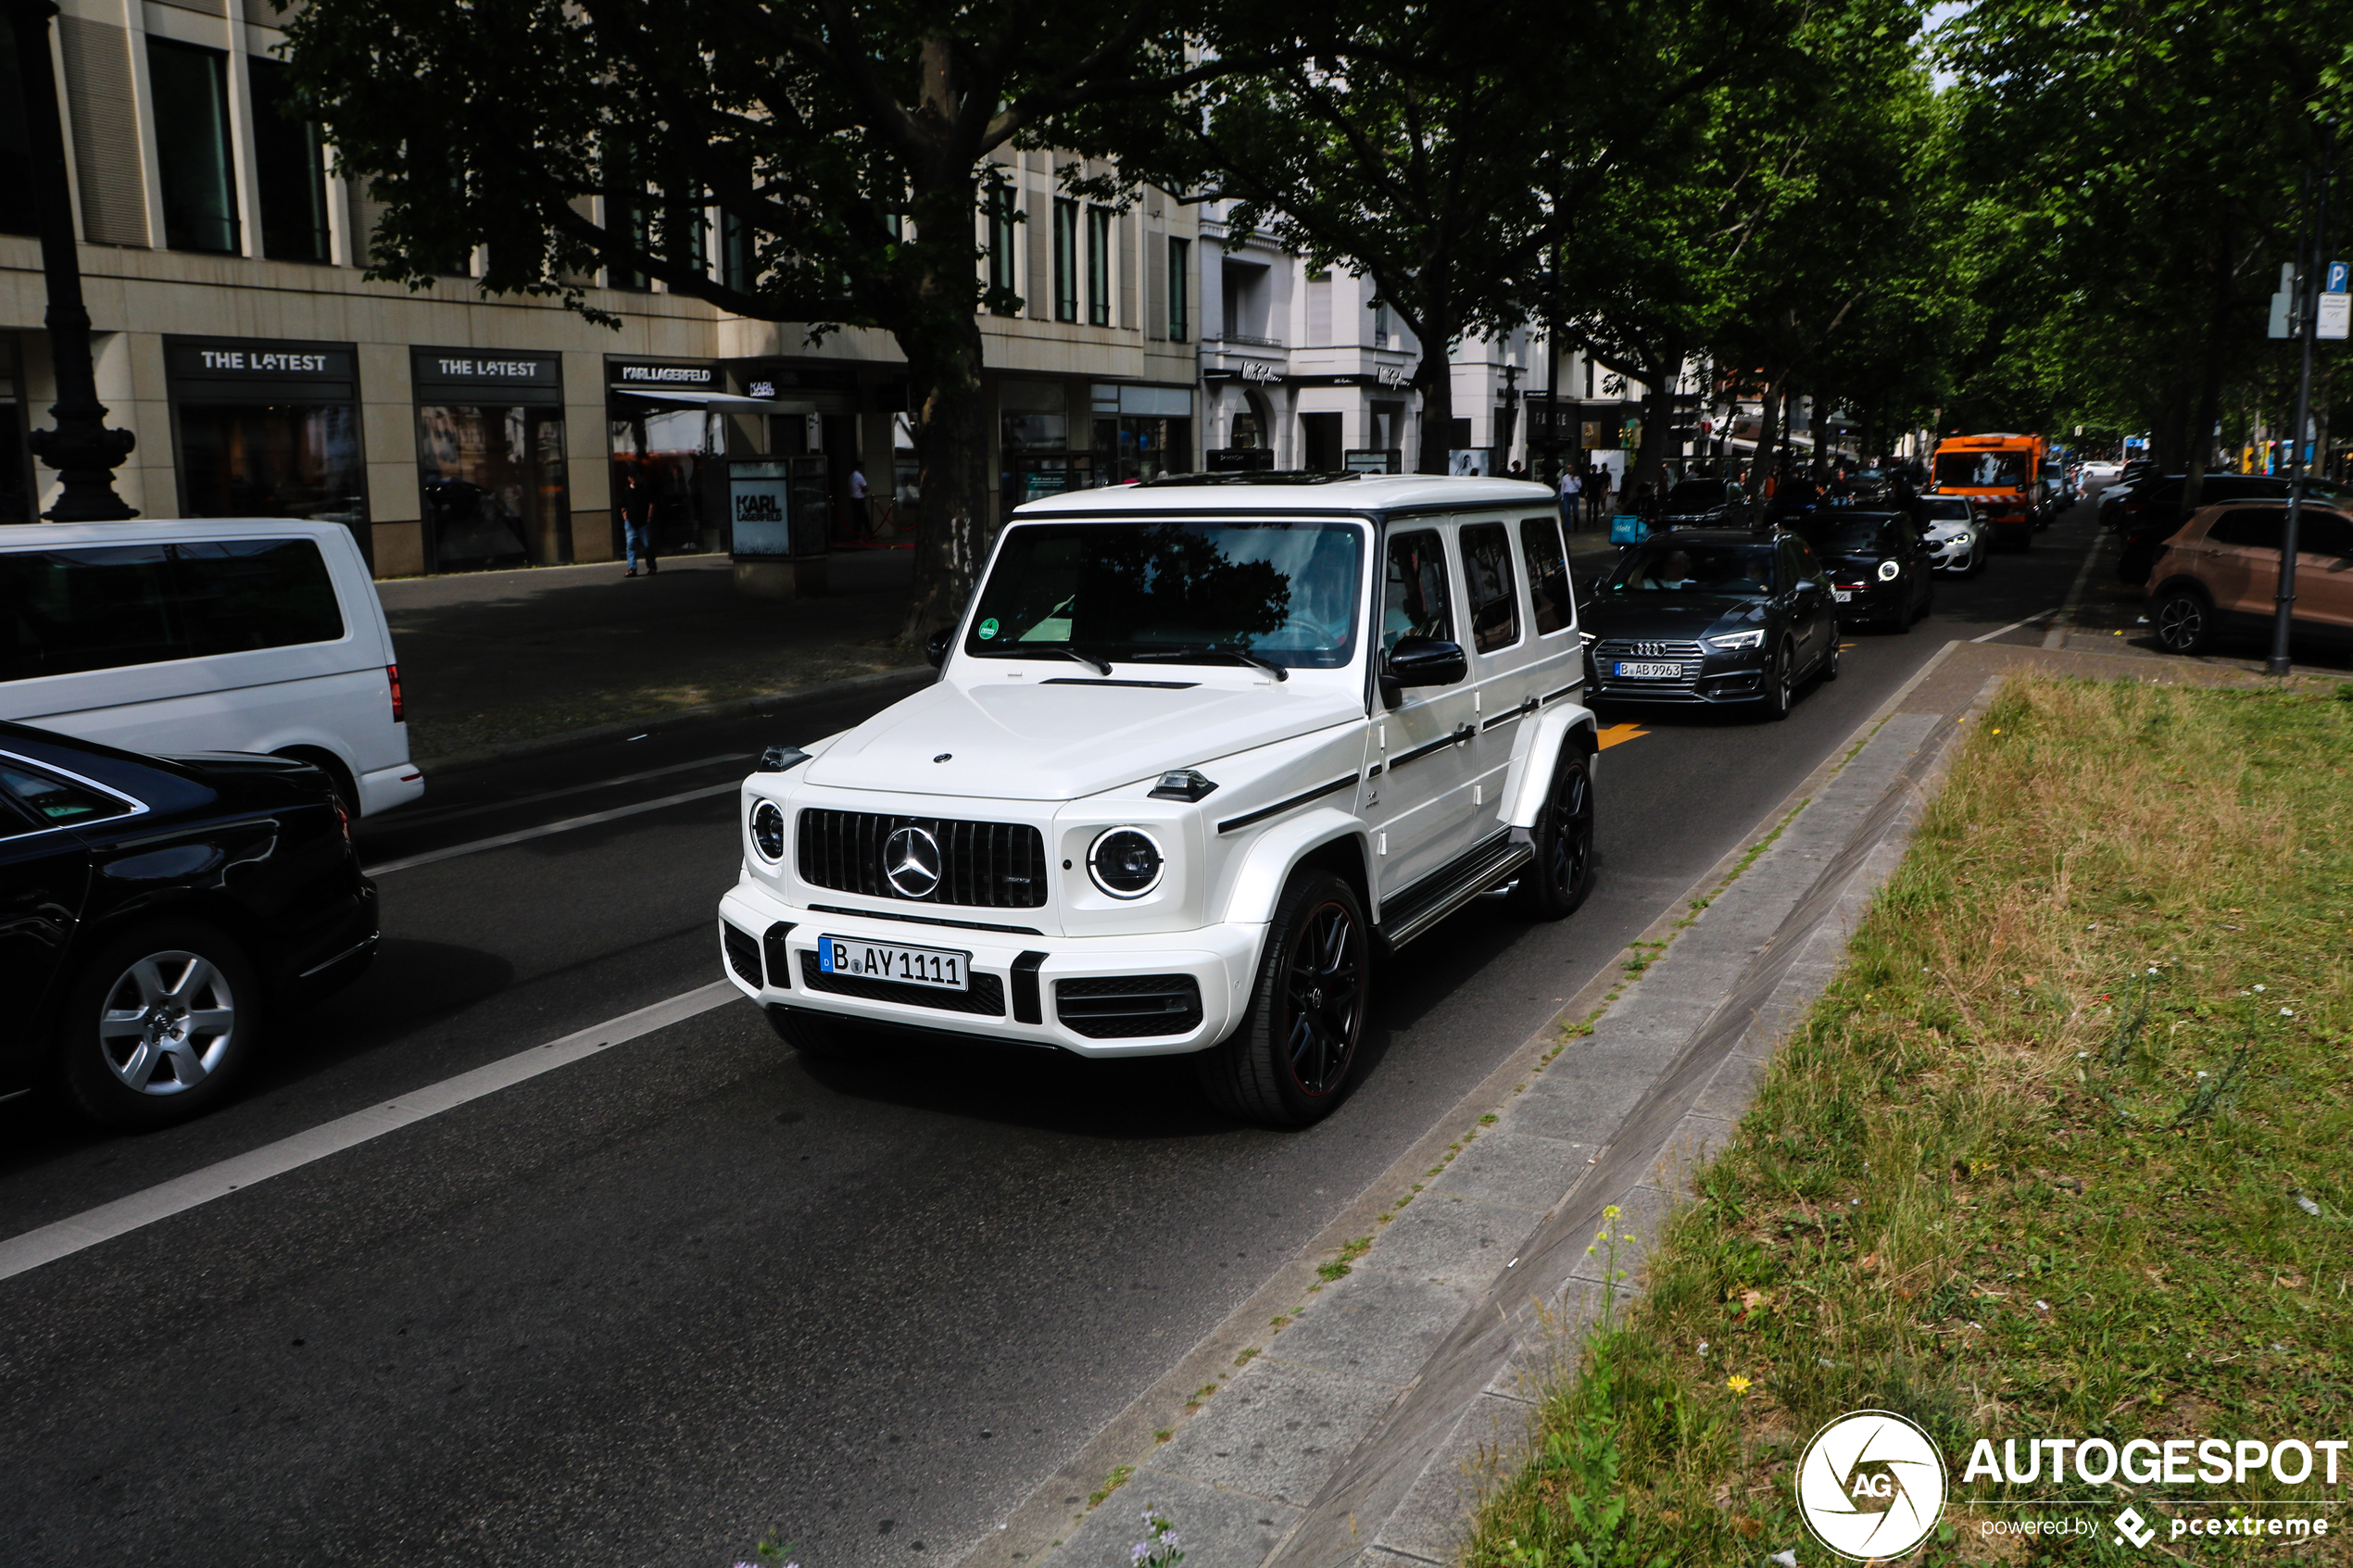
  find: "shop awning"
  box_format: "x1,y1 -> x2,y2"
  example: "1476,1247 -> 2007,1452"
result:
612,388 -> 818,413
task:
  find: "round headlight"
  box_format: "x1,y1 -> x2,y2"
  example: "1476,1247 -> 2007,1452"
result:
1876,558 -> 1901,582
1088,827 -> 1164,898
749,799 -> 786,862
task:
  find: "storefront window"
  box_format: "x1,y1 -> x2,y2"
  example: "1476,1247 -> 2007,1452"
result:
179,404 -> 366,525
1090,383 -> 1195,483
418,406 -> 568,571
610,408 -> 723,557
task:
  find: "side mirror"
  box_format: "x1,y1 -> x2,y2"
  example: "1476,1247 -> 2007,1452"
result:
925,628 -> 952,669
1383,636 -> 1468,689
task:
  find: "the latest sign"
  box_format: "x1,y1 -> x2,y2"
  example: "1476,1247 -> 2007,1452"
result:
195,348 -> 330,373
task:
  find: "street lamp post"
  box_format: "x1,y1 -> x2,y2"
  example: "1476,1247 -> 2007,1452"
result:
7,0 -> 137,521
2270,124 -> 2334,678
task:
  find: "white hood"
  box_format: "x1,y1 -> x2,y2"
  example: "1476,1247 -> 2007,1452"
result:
806,676 -> 1363,800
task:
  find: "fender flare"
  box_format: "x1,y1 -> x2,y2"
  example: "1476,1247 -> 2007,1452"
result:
1500,701 -> 1599,830
1218,807 -> 1373,927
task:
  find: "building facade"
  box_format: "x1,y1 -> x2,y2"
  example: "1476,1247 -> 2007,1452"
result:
1,1 -> 1201,574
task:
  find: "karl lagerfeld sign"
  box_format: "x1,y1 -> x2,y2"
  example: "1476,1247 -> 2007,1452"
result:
610,360 -> 718,387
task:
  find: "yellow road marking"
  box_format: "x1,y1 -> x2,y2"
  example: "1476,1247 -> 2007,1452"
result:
1596,722 -> 1650,750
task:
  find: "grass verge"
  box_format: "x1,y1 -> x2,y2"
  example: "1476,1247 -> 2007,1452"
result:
1466,674 -> 2353,1564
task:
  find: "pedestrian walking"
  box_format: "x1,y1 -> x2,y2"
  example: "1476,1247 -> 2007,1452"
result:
1588,464 -> 1611,526
848,462 -> 870,538
1557,465 -> 1582,532
619,470 -> 657,577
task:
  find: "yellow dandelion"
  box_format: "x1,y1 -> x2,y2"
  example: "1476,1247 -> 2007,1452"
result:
1727,1374 -> 1753,1394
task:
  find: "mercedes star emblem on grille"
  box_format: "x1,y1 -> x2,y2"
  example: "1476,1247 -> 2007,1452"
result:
884,824 -> 943,897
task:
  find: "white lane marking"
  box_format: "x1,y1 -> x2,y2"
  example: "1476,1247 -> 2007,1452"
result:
0,982 -> 741,1285
2042,525 -> 2108,649
384,754 -> 745,832
1971,609 -> 2057,644
363,781 -> 739,875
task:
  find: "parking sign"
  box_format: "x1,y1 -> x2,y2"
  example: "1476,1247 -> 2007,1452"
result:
2329,259 -> 2349,295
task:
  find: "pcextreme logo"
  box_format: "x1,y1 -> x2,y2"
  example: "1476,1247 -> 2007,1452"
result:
1794,1412 -> 2347,1559
1796,1411 -> 1949,1561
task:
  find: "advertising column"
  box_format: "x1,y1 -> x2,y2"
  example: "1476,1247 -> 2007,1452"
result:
410,349 -> 569,572
163,336 -> 370,560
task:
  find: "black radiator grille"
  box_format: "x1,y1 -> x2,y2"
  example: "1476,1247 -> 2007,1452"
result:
799,951 -> 1007,1015
797,809 -> 1049,909
722,922 -> 762,987
1055,974 -> 1205,1039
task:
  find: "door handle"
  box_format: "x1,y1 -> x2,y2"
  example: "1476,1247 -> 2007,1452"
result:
1453,722 -> 1474,745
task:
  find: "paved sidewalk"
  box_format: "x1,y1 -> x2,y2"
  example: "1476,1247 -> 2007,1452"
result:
376,548 -> 924,766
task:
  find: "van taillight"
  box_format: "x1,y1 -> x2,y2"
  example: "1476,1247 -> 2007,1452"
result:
387,664 -> 405,722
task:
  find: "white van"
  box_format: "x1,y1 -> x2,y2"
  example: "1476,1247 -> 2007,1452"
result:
0,519 -> 423,816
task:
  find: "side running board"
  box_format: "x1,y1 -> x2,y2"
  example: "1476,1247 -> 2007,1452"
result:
1378,832 -> 1534,951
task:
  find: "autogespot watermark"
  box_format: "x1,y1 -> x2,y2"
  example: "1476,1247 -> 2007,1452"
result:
1794,1413 -> 2347,1560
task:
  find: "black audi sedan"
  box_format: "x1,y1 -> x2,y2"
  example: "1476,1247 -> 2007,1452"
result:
1582,528 -> 1841,719
1787,510 -> 1935,631
0,721 -> 377,1130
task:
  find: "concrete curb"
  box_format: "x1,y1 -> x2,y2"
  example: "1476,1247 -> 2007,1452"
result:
968,642 -> 1973,1568
408,664 -> 932,778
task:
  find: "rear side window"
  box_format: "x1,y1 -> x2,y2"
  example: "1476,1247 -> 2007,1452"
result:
1519,516 -> 1572,635
0,760 -> 134,831
1459,522 -> 1520,653
1381,530 -> 1453,653
0,538 -> 345,681
2293,512 -> 2353,558
2208,509 -> 2284,551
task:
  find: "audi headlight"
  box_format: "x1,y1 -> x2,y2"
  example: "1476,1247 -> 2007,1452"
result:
1088,827 -> 1164,898
1705,629 -> 1766,651
1876,559 -> 1901,582
749,798 -> 786,862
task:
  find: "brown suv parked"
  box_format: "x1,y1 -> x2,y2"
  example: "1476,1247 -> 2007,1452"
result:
2146,501 -> 2353,654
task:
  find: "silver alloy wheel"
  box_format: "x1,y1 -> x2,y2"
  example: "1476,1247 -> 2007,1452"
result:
97,950 -> 238,1096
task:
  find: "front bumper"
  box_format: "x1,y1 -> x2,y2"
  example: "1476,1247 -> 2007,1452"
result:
1927,533 -> 1976,571
717,879 -> 1261,1058
1831,581 -> 1906,621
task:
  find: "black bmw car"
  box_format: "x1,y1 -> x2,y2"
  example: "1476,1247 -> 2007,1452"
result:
1581,528 -> 1841,719
0,721 -> 378,1130
1787,510 -> 1934,631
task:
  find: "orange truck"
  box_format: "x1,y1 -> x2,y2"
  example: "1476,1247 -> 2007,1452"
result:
1931,432 -> 2046,548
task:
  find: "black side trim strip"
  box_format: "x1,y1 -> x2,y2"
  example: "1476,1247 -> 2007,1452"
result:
1038,678 -> 1202,689
807,903 -> 1045,935
1011,951 -> 1048,1023
1479,709 -> 1524,734
1541,682 -> 1581,704
1385,731 -> 1461,771
1216,773 -> 1358,834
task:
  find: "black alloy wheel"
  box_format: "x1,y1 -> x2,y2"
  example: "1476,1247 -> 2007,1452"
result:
1513,748 -> 1596,920
1197,871 -> 1368,1126
2152,587 -> 2212,655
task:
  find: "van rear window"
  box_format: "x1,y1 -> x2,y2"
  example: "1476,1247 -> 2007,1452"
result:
0,538 -> 346,682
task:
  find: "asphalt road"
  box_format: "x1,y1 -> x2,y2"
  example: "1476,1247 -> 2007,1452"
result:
0,498 -> 2105,1567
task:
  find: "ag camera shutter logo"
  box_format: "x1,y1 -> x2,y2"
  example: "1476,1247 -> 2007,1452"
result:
1795,1411 -> 1948,1560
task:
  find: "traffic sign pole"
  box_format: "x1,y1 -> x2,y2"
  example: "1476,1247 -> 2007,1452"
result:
2271,124 -> 2334,678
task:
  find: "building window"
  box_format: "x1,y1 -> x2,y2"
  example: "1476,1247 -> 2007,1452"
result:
1374,299 -> 1391,349
721,210 -> 754,293
1051,198 -> 1078,322
147,40 -> 239,254
1166,236 -> 1189,343
0,24 -> 36,237
1088,206 -> 1112,326
985,186 -> 1017,312
247,59 -> 329,263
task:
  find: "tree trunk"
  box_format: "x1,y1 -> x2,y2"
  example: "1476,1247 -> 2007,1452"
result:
1628,340 -> 1687,504
2179,243 -> 2238,516
1415,340 -> 1455,475
896,312 -> 991,644
1746,371 -> 1788,501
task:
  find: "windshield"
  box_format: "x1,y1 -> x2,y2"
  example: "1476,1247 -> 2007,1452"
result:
1665,481 -> 1726,508
1604,541 -> 1777,596
1935,452 -> 2029,488
1795,516 -> 1906,556
964,520 -> 1365,670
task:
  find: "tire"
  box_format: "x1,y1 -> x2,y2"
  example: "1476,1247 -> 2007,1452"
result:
60,921 -> 260,1131
1196,871 -> 1368,1127
1759,642 -> 1795,719
765,1004 -> 861,1060
1512,748 -> 1595,920
2152,587 -> 2212,655
1818,634 -> 1841,682
1918,583 -> 1935,621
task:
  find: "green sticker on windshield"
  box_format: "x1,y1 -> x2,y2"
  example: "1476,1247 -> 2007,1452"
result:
978,618 -> 1000,639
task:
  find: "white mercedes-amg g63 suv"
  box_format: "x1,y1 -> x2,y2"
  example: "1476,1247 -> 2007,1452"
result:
718,474 -> 1598,1125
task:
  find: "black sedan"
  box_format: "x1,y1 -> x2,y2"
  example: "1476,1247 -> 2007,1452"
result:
1658,476 -> 1746,528
1788,511 -> 1934,631
1581,528 -> 1841,719
0,721 -> 378,1129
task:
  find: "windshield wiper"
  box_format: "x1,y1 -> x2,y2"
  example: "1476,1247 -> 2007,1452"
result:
1129,646 -> 1289,682
1052,646 -> 1114,676
963,645 -> 1114,675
